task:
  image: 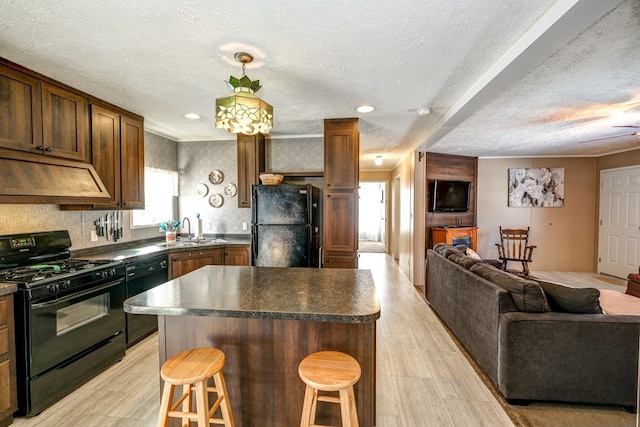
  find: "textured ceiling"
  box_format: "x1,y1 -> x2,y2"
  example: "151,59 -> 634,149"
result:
0,0 -> 635,170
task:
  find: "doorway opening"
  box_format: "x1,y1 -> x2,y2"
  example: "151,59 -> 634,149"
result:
359,182 -> 386,253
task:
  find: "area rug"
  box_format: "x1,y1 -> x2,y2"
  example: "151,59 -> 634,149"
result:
435,314 -> 636,427
358,240 -> 385,253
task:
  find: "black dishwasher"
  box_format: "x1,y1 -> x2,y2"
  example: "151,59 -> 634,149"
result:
125,254 -> 168,347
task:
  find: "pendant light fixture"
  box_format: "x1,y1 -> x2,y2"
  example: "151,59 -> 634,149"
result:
215,52 -> 273,135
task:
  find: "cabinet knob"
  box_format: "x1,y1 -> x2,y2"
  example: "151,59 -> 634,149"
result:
36,145 -> 45,151
44,146 -> 53,152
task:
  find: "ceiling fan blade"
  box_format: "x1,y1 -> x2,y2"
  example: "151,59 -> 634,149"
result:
578,132 -> 638,144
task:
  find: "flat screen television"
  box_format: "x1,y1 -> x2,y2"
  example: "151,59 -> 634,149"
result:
430,180 -> 471,212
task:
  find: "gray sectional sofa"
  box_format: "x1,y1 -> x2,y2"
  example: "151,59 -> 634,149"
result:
426,243 -> 640,408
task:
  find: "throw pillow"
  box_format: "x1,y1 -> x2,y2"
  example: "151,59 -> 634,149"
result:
433,243 -> 465,258
536,280 -> 602,314
470,263 -> 550,312
465,247 -> 482,260
447,253 -> 482,269
626,274 -> 640,298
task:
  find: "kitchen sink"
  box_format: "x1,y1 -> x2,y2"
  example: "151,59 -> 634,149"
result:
155,239 -> 229,248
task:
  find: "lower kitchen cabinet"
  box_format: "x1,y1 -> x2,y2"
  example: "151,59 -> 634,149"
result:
169,245 -> 251,279
225,247 -> 250,266
323,252 -> 358,269
169,248 -> 224,279
0,294 -> 16,427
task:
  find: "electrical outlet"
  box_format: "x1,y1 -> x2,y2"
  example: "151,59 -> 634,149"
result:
242,222 -> 248,231
91,230 -> 98,242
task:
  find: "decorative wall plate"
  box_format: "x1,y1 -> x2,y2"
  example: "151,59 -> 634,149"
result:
195,183 -> 209,197
209,193 -> 224,208
208,170 -> 224,185
223,183 -> 237,198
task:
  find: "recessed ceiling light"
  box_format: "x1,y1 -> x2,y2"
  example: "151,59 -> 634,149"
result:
417,107 -> 432,116
356,105 -> 375,113
374,155 -> 383,166
184,113 -> 201,120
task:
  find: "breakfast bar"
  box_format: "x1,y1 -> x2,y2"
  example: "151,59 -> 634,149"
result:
124,265 -> 380,426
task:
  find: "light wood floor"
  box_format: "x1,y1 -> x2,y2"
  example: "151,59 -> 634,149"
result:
11,256 -> 631,426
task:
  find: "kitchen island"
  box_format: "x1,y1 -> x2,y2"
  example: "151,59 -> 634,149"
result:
124,265 -> 380,426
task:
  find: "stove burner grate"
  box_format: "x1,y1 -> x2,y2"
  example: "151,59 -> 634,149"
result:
0,259 -> 105,283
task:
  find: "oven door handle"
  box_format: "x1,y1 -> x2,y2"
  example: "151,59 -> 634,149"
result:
30,279 -> 123,309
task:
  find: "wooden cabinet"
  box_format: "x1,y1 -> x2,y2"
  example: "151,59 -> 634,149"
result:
62,104 -> 145,210
0,58 -> 140,205
91,104 -> 145,209
169,248 -> 224,279
324,119 -> 359,191
237,133 -> 265,208
323,118 -> 359,268
119,114 -> 145,209
0,64 -> 43,153
169,245 -> 251,278
0,63 -> 89,162
224,247 -> 250,266
41,81 -> 89,162
431,227 -> 478,251
0,295 -> 17,427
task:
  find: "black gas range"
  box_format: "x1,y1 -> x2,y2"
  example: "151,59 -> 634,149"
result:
0,230 -> 127,417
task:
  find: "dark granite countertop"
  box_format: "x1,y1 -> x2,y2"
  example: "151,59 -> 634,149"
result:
79,235 -> 251,263
124,265 -> 380,323
0,283 -> 17,296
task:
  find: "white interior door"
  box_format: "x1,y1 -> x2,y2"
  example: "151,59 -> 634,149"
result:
599,166 -> 640,278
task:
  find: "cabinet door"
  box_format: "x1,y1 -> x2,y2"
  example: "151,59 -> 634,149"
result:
90,105 -> 121,208
225,247 -> 250,266
323,252 -> 358,269
323,191 -> 358,253
169,249 -> 224,279
41,82 -> 89,161
324,119 -> 359,190
0,65 -> 43,153
120,114 -> 145,209
237,133 -> 265,208
0,295 -> 16,419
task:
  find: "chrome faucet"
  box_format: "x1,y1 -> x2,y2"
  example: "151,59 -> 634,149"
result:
182,217 -> 191,240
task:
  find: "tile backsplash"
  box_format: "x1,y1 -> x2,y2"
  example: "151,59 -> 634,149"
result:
0,204 -> 162,250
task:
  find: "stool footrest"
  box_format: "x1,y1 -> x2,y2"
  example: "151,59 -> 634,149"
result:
317,395 -> 340,404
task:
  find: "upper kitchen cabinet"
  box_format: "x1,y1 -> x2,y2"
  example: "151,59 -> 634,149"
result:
81,103 -> 145,210
324,118 -> 359,190
0,64 -> 43,153
237,133 -> 265,208
323,118 -> 359,269
41,82 -> 89,162
0,64 -> 89,162
0,59 -> 110,204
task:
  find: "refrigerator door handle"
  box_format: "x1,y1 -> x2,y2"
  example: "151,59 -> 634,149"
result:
252,227 -> 258,262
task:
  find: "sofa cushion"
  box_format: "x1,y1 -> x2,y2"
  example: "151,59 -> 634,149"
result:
447,253 -> 483,269
535,280 -> 602,314
433,243 -> 465,258
469,263 -> 550,312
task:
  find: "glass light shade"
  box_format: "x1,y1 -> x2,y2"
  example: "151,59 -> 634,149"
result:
215,87 -> 273,135
374,156 -> 383,165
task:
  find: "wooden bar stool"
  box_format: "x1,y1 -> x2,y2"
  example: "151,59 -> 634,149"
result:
298,350 -> 361,427
157,347 -> 235,427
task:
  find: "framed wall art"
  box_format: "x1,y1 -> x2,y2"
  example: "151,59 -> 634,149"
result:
508,167 -> 565,207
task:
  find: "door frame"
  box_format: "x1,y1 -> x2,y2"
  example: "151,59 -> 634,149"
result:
598,164 -> 640,278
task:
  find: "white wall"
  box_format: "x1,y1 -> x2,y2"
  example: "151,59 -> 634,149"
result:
476,157 -> 597,271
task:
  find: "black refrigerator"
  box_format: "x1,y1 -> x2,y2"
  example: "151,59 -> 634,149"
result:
251,183 -> 321,267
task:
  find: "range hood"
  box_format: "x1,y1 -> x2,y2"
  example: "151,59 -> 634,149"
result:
0,148 -> 111,204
